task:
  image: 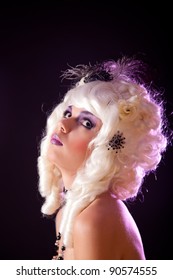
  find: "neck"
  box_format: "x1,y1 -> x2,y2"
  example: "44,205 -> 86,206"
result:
60,170 -> 77,191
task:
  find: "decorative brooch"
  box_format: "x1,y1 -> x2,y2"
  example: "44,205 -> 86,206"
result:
107,131 -> 126,152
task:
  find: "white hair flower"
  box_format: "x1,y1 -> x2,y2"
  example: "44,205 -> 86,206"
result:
118,96 -> 138,122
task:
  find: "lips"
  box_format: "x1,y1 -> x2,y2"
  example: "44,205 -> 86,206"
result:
50,133 -> 63,146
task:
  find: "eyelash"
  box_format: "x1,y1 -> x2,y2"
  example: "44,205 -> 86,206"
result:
81,118 -> 94,129
63,110 -> 94,130
63,110 -> 71,118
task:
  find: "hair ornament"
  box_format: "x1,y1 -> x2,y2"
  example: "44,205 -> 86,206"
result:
107,131 -> 126,152
61,56 -> 146,86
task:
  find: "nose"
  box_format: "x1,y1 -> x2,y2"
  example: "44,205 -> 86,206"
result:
58,118 -> 72,133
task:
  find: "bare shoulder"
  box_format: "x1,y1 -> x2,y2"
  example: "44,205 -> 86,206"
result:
73,191 -> 146,260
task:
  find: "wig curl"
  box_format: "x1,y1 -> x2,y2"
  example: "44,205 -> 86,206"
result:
38,56 -> 168,247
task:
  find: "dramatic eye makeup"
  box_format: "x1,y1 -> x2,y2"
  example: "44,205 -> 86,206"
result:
78,112 -> 96,129
63,106 -> 72,118
62,106 -> 97,130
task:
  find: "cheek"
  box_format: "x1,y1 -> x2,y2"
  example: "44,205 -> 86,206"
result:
70,139 -> 89,153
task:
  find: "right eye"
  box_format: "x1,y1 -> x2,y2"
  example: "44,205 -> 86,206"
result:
63,110 -> 72,118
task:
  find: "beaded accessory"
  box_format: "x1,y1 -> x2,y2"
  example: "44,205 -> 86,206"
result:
52,232 -> 66,260
107,131 -> 126,152
52,187 -> 68,260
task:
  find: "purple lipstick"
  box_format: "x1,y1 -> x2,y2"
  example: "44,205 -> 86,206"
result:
51,133 -> 63,146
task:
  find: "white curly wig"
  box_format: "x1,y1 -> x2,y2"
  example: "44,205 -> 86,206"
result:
37,56 -> 168,247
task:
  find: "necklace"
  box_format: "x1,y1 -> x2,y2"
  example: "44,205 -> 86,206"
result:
52,232 -> 66,260
63,186 -> 68,194
52,187 -> 68,260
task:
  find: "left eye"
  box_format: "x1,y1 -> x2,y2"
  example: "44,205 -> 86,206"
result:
81,119 -> 93,129
63,110 -> 72,118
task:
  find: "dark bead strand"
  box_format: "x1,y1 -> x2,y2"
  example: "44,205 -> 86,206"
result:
52,232 -> 66,260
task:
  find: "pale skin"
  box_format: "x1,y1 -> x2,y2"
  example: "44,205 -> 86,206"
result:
55,191 -> 146,260
49,105 -> 146,260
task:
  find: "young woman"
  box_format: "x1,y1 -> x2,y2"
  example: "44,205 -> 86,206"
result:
37,56 -> 169,260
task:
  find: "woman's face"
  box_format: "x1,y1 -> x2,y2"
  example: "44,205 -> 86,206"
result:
47,105 -> 102,175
